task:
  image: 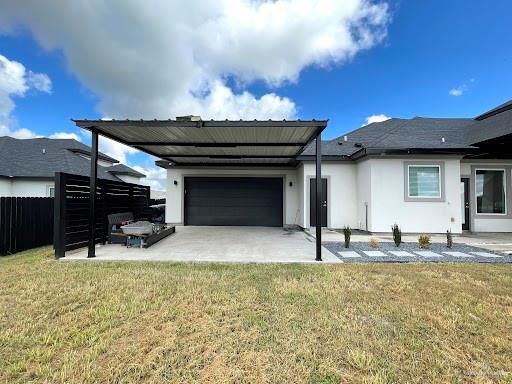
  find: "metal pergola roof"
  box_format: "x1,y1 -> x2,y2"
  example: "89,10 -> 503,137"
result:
72,116 -> 327,262
72,118 -> 328,166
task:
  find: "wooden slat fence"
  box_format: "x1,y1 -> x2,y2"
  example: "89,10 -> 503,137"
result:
54,172 -> 150,258
0,197 -> 54,256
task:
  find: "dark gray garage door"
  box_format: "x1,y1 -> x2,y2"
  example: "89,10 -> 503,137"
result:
184,177 -> 283,226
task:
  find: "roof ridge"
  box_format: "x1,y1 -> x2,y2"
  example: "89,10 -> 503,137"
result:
475,99 -> 512,120
364,119 -> 409,148
330,117 -> 404,142
412,116 -> 472,120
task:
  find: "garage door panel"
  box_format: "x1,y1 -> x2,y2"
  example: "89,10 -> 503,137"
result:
184,177 -> 283,226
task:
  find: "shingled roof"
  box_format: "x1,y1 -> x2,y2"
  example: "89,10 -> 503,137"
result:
105,163 -> 146,178
465,101 -> 512,144
300,99 -> 512,159
300,117 -> 475,158
0,137 -> 145,180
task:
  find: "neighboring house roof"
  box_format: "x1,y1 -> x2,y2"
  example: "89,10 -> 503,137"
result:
105,164 -> 146,178
68,147 -> 118,163
0,137 -> 145,181
300,99 -> 512,160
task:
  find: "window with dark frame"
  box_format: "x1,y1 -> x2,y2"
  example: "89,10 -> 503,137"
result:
476,169 -> 506,214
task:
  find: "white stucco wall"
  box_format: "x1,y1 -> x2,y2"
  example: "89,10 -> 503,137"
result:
473,218 -> 512,232
163,158 -> 512,233
368,158 -> 462,233
166,167 -> 300,226
356,160 -> 372,231
6,179 -> 55,197
297,164 -> 305,227
460,162 -> 471,176
301,162 -> 358,229
0,178 -> 12,196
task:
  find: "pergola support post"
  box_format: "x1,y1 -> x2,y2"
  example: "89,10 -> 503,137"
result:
315,133 -> 322,261
88,129 -> 98,258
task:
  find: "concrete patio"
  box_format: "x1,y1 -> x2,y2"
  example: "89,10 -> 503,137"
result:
64,226 -> 340,263
63,227 -> 512,264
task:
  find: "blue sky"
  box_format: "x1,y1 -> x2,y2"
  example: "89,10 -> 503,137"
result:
0,0 -> 511,188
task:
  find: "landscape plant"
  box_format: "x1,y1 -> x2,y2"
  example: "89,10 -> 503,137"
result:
343,226 -> 351,248
369,237 -> 379,248
392,223 -> 402,247
418,234 -> 431,249
446,230 -> 453,248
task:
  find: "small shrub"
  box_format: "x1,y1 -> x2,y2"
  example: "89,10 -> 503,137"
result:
446,230 -> 453,249
369,237 -> 379,249
343,226 -> 351,248
418,234 -> 431,249
391,224 -> 401,247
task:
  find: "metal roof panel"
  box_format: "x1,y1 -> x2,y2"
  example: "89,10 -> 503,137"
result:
73,119 -> 327,166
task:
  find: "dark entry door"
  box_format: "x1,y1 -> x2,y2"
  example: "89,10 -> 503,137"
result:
461,178 -> 470,230
310,178 -> 328,227
184,177 -> 283,226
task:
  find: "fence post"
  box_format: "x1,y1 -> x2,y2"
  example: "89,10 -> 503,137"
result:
0,197 -> 5,255
88,130 -> 99,258
101,180 -> 107,244
54,172 -> 66,259
128,184 -> 135,218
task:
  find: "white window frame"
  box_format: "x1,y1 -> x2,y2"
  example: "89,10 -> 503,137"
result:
475,168 -> 507,216
407,164 -> 442,199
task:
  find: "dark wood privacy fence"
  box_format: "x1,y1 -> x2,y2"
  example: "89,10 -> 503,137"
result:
0,197 -> 54,256
54,172 -> 150,258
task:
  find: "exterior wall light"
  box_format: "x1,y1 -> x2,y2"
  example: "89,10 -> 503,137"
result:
174,180 -> 178,186
289,181 -> 293,187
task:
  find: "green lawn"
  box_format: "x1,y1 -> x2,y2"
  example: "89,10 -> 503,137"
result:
1,247 -> 511,383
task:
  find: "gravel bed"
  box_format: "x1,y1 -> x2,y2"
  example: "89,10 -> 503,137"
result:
323,241 -> 512,263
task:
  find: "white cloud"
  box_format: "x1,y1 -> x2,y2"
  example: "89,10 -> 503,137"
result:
172,80 -> 296,120
449,87 -> 465,97
76,130 -> 138,163
449,79 -> 474,97
0,54 -> 51,138
99,136 -> 138,164
0,124 -> 37,138
132,165 -> 167,191
362,113 -> 390,126
27,71 -> 52,93
0,0 -> 390,121
49,131 -> 81,141
0,1 -> 390,187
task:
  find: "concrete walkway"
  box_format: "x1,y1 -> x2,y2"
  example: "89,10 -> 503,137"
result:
64,226 -> 340,263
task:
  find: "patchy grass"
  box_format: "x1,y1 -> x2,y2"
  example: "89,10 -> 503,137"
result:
1,247 -> 511,383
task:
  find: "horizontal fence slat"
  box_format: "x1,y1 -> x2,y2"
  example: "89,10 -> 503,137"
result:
53,172 -> 151,258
